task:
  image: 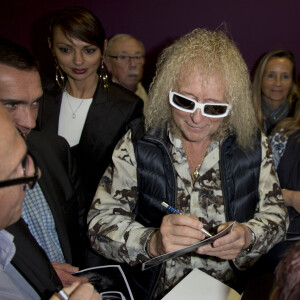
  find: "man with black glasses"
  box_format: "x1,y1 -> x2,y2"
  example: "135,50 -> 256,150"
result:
88,29 -> 288,299
0,37 -> 88,287
0,103 -> 51,300
0,104 -> 100,300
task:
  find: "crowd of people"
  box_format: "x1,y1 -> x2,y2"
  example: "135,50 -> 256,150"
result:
0,5 -> 300,300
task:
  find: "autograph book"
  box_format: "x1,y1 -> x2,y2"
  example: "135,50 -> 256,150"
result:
142,222 -> 235,271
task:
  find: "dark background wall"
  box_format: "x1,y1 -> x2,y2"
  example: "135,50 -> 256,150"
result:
1,0 -> 299,89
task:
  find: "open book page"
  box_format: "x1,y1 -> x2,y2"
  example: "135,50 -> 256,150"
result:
73,264 -> 134,300
162,269 -> 241,300
142,221 -> 235,270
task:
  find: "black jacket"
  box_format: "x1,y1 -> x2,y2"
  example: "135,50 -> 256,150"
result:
26,130 -> 86,267
277,130 -> 300,236
37,79 -> 144,210
7,218 -> 63,300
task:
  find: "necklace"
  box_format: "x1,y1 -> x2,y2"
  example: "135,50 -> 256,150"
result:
183,142 -> 209,183
65,90 -> 84,119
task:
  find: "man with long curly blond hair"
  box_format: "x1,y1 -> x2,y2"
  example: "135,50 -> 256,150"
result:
88,28 -> 288,299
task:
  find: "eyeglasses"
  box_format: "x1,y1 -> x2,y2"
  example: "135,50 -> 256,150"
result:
107,55 -> 145,65
169,91 -> 231,118
0,153 -> 38,190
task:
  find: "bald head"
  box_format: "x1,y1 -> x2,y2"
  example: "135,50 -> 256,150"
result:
0,103 -> 27,229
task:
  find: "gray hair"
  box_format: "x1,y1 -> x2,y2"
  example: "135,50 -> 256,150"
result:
106,34 -> 145,55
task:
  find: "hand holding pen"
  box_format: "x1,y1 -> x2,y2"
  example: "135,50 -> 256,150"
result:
161,202 -> 212,238
148,202 -> 212,257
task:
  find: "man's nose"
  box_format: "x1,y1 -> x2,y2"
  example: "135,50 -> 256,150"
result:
191,108 -> 205,123
128,57 -> 137,67
19,107 -> 36,130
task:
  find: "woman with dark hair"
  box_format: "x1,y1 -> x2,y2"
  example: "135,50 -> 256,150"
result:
37,6 -> 143,207
252,50 -> 300,135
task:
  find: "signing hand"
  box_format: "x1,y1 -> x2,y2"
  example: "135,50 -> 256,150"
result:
149,214 -> 206,257
51,262 -> 89,287
196,221 -> 253,260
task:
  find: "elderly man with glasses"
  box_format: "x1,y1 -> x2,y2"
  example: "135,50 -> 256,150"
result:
88,29 -> 288,299
0,37 -> 89,288
0,104 -> 100,300
104,34 -> 148,104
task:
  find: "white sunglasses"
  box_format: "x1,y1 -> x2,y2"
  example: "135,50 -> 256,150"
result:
169,91 -> 231,118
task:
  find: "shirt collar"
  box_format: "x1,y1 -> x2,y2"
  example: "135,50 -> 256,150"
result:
0,229 -> 16,270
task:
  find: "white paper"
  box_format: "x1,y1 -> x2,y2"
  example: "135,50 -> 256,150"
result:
162,269 -> 241,300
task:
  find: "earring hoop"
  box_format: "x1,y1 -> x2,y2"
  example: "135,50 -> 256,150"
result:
55,63 -> 65,90
99,60 -> 108,89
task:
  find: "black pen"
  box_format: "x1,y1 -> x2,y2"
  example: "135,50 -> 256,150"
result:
161,202 -> 212,237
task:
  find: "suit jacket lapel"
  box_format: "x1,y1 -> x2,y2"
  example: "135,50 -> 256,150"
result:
79,81 -> 107,146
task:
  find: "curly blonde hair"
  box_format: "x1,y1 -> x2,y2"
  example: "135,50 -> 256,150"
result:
145,28 -> 257,150
252,49 -> 300,134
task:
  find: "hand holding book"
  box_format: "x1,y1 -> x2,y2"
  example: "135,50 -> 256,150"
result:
143,203 -> 236,271
143,222 -> 235,270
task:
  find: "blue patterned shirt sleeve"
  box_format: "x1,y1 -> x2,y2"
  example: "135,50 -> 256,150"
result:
270,131 -> 288,169
21,183 -> 65,263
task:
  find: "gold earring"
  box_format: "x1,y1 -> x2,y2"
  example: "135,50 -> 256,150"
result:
99,60 -> 108,89
55,63 -> 65,90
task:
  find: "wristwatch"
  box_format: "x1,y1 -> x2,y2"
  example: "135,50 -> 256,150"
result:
245,229 -> 256,253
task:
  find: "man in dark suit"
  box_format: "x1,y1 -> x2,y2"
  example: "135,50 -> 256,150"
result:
0,38 -> 88,286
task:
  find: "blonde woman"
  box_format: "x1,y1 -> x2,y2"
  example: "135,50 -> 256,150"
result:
252,50 -> 299,135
